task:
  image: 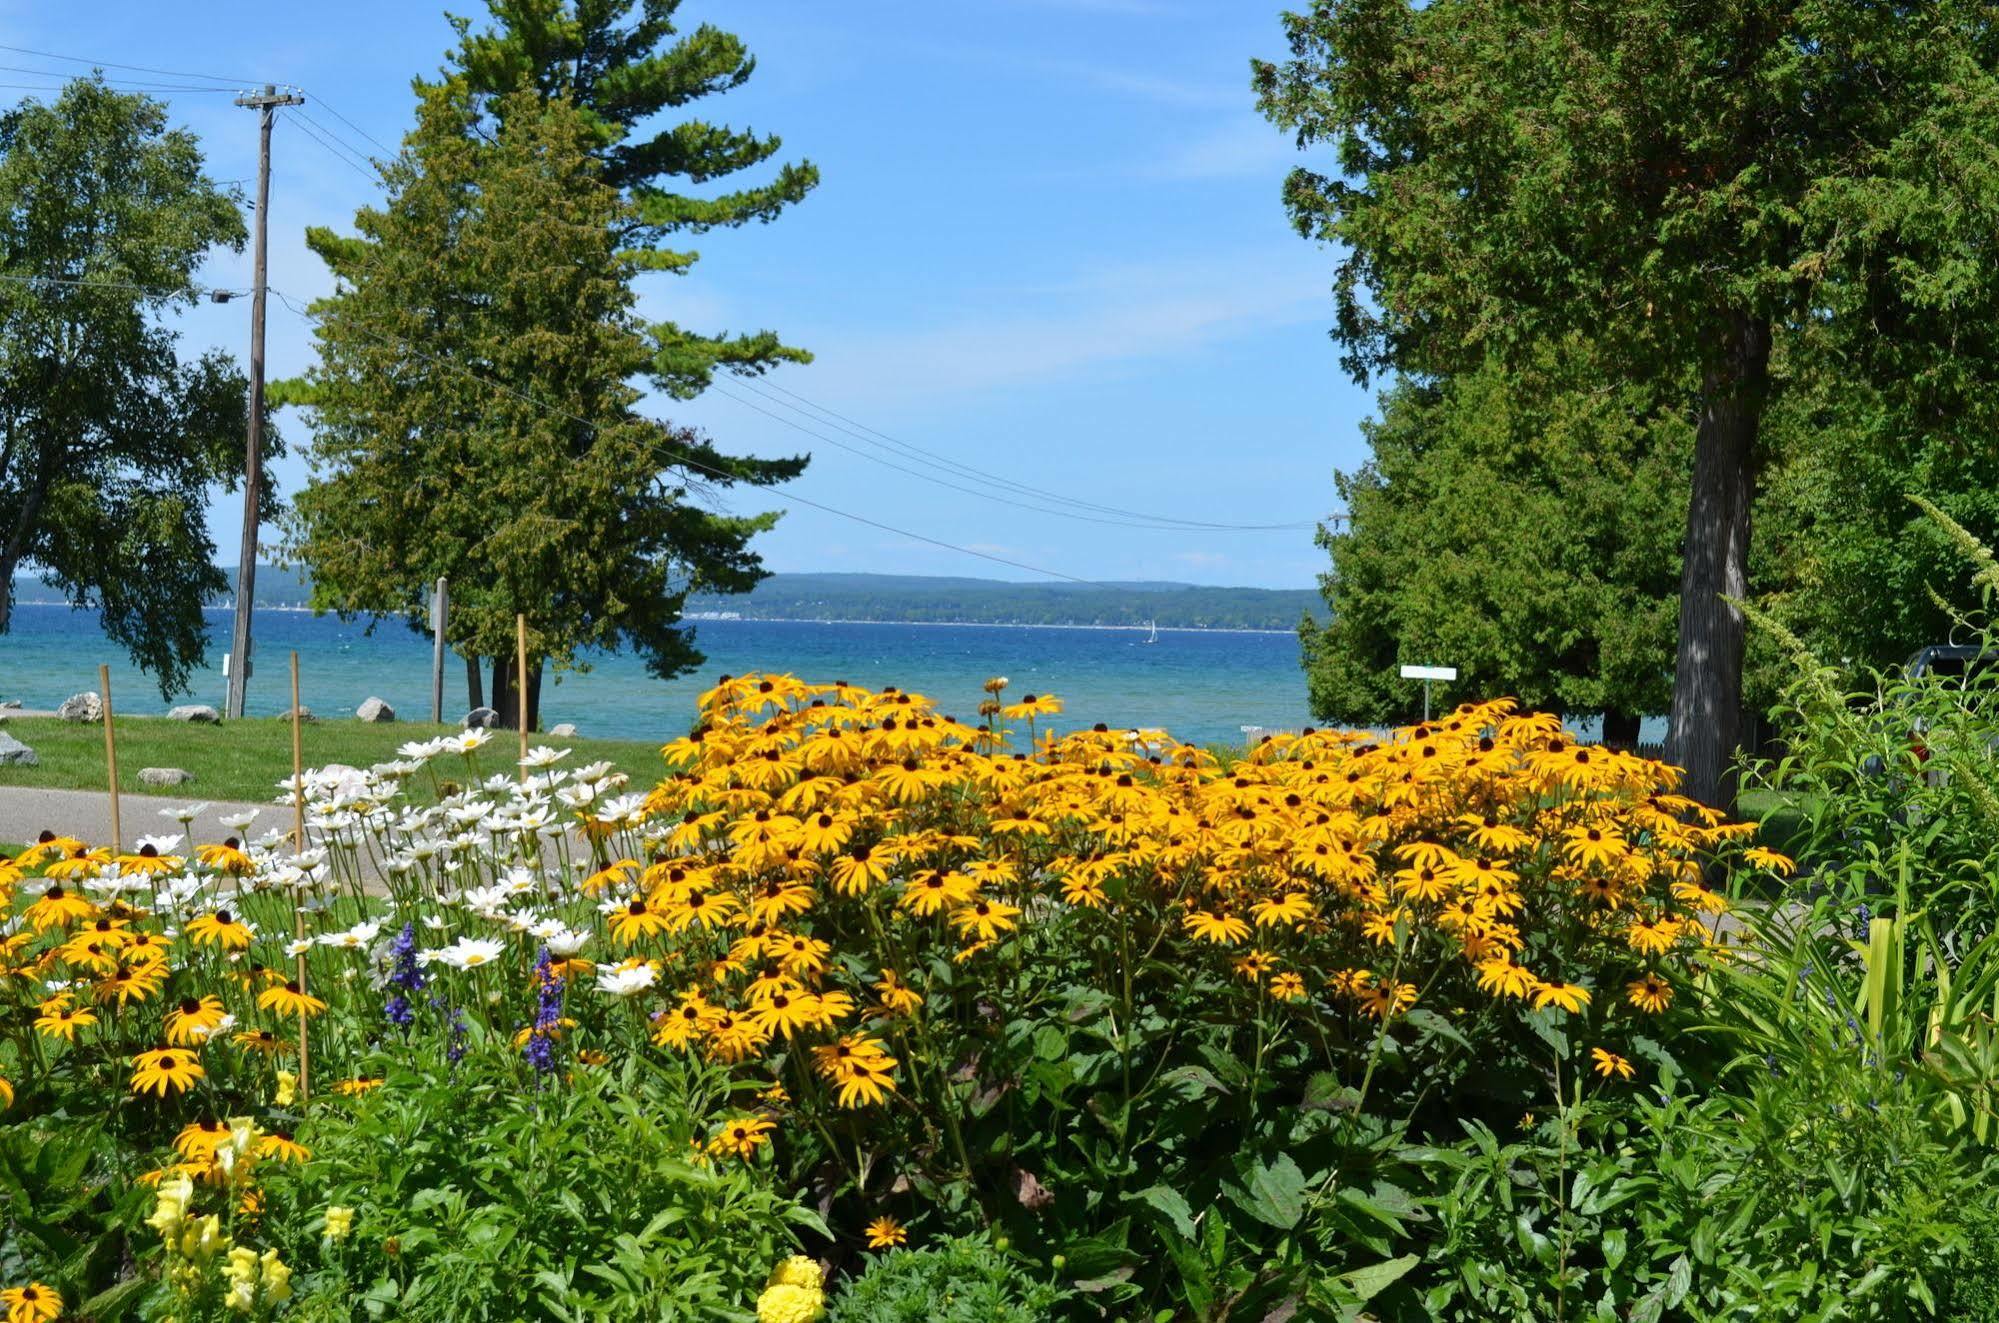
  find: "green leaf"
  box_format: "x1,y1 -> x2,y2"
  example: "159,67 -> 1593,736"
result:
1602,1227 -> 1628,1273
1227,1153 -> 1307,1230
1157,1064 -> 1230,1099
1339,1254 -> 1419,1302
1128,1185 -> 1199,1241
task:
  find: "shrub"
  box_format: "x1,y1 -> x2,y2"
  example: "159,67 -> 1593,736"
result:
826,1235 -> 1067,1322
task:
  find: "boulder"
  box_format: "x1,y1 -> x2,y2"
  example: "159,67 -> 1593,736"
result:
139,767 -> 194,787
168,704 -> 221,724
355,696 -> 396,723
56,691 -> 103,723
0,698 -> 21,709
0,731 -> 37,766
549,722 -> 578,738
280,706 -> 316,724
464,707 -> 500,729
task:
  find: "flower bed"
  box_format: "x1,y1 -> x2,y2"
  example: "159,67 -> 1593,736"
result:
2,674 -> 1799,1318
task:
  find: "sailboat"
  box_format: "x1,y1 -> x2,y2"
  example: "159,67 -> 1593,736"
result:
1144,620 -> 1158,644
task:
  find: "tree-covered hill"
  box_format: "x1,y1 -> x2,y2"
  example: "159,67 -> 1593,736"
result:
12,568 -> 1325,631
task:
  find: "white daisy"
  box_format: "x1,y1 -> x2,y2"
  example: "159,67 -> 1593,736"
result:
595,962 -> 658,998
422,936 -> 506,969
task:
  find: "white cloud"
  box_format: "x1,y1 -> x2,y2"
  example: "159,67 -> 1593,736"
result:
800,246 -> 1327,400
1143,118 -> 1298,181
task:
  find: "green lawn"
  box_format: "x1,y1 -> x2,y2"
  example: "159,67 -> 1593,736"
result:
0,716 -> 667,803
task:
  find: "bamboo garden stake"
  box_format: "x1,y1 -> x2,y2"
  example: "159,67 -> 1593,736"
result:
291,650 -> 311,1103
99,664 -> 121,853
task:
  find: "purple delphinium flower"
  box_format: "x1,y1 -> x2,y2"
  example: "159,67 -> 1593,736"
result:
523,946 -> 561,1077
446,1007 -> 469,1065
385,922 -> 426,1030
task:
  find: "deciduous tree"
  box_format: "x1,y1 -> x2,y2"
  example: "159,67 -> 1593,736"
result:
0,78 -> 259,697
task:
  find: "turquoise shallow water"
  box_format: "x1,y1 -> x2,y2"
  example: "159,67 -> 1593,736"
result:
0,605 -> 1313,747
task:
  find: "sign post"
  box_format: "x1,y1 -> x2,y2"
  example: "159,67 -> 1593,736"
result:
430,577 -> 448,724
1399,664 -> 1458,724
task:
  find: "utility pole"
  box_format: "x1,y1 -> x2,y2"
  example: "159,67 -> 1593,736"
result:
226,84 -> 304,719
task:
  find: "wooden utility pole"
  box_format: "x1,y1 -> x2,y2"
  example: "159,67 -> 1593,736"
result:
225,84 -> 305,719
290,650 -> 310,1102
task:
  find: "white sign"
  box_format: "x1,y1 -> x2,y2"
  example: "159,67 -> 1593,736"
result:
1400,665 -> 1457,682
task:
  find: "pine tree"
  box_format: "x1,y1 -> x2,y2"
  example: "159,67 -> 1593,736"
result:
443,0 -> 819,397
288,87 -> 803,729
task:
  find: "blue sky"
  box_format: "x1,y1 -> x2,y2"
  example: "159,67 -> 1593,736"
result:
3,0 -> 1374,589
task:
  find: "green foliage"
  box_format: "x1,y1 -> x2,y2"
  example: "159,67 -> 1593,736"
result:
0,77 -> 265,698
1755,380 -> 1999,682
263,1052 -> 822,1320
0,1120 -> 152,1320
825,1236 -> 1068,1323
289,86 -> 804,726
1744,510 -> 1999,937
1300,339 -> 1686,729
443,0 -> 817,398
1256,0 -> 1999,803
1396,1076 -> 1995,1320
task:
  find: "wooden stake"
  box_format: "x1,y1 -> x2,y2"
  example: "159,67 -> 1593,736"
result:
290,650 -> 310,1103
99,664 -> 121,852
516,612 -> 529,781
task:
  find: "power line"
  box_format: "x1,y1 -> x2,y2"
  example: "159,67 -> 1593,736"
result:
0,42 -> 265,87
287,112 -> 382,185
293,89 -> 396,158
707,380 -> 1294,531
265,286 -> 1104,586
0,78 -> 243,95
747,375 -> 1321,530
721,375 -> 1320,532
0,270 -> 246,298
265,93 -> 1316,536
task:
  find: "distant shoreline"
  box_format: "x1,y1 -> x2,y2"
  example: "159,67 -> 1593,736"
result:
681,614 -> 1299,637
12,601 -> 1302,637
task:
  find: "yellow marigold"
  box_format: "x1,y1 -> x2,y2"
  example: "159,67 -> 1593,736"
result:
757,1283 -> 824,1323
766,1255 -> 824,1292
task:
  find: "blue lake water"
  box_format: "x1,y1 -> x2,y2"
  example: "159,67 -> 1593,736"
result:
0,605 -> 1313,747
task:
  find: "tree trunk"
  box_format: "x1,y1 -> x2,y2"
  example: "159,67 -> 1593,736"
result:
491,656 -> 514,731
1667,313 -> 1770,810
1601,710 -> 1641,752
488,655 -> 543,731
465,655 -> 484,713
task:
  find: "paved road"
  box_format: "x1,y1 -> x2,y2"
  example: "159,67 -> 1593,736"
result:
0,786 -> 283,850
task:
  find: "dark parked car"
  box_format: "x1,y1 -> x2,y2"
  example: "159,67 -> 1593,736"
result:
1905,644 -> 1999,683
